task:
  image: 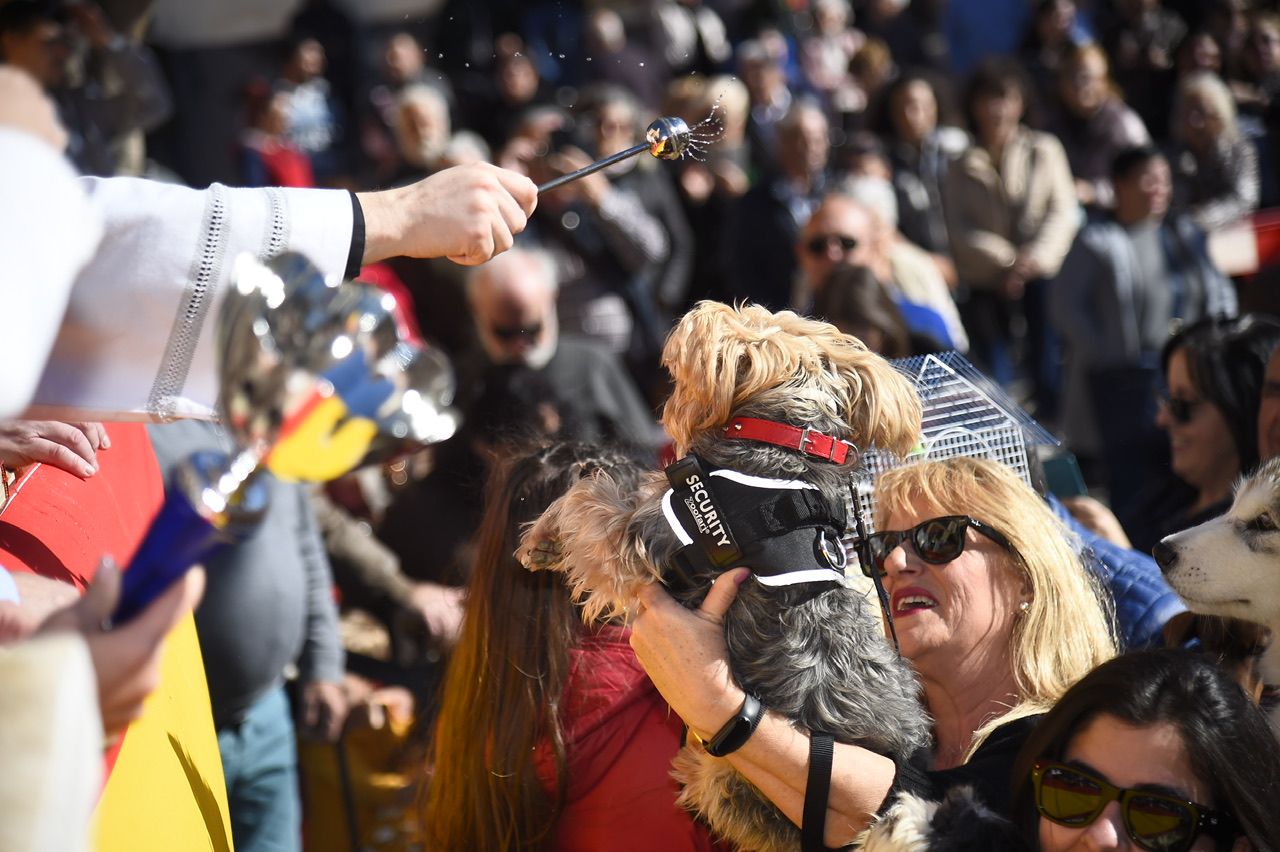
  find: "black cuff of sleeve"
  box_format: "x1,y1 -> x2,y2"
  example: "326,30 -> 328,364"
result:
344,191 -> 366,280
876,746 -> 934,816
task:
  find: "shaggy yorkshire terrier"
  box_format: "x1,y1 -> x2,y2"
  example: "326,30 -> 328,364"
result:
519,301 -> 933,851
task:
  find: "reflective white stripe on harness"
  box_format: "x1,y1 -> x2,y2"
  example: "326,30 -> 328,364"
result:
708,469 -> 817,490
754,569 -> 843,587
662,489 -> 694,545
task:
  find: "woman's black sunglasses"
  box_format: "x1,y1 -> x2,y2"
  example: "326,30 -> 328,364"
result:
804,233 -> 858,255
860,515 -> 1015,578
1033,761 -> 1235,852
490,322 -> 544,342
1155,389 -> 1201,425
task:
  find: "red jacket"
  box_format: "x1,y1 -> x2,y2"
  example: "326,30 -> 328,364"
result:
536,625 -> 725,851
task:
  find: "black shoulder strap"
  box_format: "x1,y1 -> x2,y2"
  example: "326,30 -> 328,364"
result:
802,731 -> 835,852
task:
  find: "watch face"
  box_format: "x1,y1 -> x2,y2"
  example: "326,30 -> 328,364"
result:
816,529 -> 848,571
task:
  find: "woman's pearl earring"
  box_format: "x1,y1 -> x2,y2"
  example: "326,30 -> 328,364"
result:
1017,600 -> 1031,615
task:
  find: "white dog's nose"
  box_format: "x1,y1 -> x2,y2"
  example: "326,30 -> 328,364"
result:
1152,539 -> 1178,573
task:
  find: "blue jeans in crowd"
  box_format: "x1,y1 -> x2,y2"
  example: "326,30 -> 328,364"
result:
217,686 -> 301,852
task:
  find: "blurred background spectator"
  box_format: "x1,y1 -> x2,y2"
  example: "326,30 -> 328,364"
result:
0,0 -> 170,176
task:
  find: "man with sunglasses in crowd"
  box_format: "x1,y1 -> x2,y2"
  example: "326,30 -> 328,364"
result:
459,246 -> 659,454
791,191 -> 957,348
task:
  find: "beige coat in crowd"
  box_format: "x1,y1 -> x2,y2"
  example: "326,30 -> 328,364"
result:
943,126 -> 1080,290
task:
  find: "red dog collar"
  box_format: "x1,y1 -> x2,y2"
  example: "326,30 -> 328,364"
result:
722,417 -> 859,465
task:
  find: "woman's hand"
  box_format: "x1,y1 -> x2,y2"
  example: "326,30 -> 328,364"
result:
1061,495 -> 1133,549
630,568 -> 749,738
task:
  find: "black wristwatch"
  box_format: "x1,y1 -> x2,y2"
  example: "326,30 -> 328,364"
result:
702,694 -> 765,757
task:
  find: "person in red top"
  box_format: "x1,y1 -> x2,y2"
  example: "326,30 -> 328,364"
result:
239,80 -> 315,189
424,442 -> 721,851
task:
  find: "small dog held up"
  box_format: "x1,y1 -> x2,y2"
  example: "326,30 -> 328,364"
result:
519,301 -> 935,851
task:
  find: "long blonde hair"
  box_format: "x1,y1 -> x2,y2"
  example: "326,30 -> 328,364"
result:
873,457 -> 1117,746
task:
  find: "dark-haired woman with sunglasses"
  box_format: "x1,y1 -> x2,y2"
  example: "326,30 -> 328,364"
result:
1121,314 -> 1280,556
1012,648 -> 1280,851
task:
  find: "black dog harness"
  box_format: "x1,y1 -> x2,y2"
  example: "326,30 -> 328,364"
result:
662,420 -> 872,851
660,455 -> 849,594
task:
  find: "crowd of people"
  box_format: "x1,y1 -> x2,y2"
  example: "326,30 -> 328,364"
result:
3,0 -> 1280,849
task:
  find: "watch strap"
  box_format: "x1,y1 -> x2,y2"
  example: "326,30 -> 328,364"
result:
703,693 -> 764,757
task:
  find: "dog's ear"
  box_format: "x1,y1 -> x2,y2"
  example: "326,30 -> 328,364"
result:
659,302 -> 922,457
831,343 -> 922,459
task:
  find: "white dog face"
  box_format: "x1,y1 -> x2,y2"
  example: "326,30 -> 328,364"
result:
1154,457 -> 1280,628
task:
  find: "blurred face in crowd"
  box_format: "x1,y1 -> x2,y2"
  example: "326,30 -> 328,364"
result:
890,80 -> 938,146
384,33 -> 424,85
879,498 -> 1026,680
973,85 -> 1023,151
1247,17 -> 1280,77
1117,0 -> 1157,22
797,196 -> 876,287
1209,0 -> 1249,55
813,0 -> 850,36
0,17 -> 69,89
1180,91 -> 1225,152
469,252 -> 558,368
1114,155 -> 1172,225
1157,348 -> 1241,496
287,38 -> 325,83
1035,0 -> 1076,48
1038,716 -> 1219,852
1061,48 -> 1110,117
497,51 -> 539,105
395,92 -> 450,168
1257,349 -> 1280,460
1178,33 -> 1222,75
584,9 -> 625,55
594,100 -> 636,160
777,105 -> 829,180
740,55 -> 786,106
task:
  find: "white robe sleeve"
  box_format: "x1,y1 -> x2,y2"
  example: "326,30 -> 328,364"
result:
0,129 -> 102,419
26,177 -> 354,421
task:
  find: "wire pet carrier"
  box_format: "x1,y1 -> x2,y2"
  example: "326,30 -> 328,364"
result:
843,352 -> 1058,575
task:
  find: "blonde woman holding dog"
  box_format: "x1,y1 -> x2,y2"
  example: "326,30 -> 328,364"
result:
631,456 -> 1116,847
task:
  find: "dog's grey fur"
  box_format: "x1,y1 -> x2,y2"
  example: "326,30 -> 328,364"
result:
520,303 -> 933,851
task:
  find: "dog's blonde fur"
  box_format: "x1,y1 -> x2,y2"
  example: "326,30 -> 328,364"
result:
520,301 -> 932,851
661,303 -> 922,458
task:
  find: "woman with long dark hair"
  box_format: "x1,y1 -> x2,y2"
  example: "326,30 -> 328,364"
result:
424,442 -> 718,850
1123,314 -> 1280,554
1012,648 -> 1280,850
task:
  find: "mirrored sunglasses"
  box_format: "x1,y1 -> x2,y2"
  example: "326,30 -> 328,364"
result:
861,515 -> 1015,579
1033,761 -> 1234,852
